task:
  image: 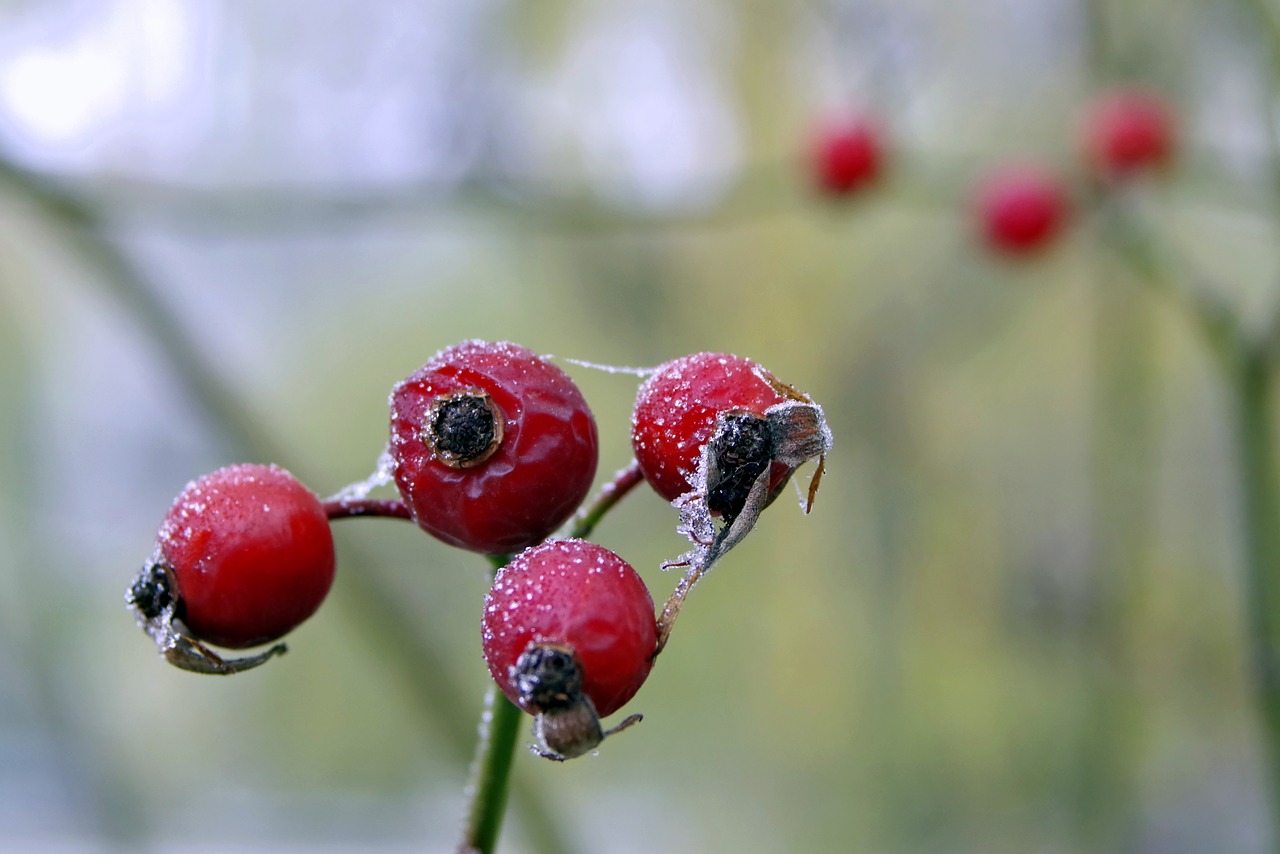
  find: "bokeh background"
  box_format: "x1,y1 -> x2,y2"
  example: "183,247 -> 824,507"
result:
0,0 -> 1276,851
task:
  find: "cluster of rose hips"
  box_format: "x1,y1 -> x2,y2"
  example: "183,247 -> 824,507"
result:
809,86 -> 1177,254
127,341 -> 830,760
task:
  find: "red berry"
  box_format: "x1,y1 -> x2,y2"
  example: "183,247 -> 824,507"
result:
631,352 -> 793,504
1083,87 -> 1176,178
135,463 -> 335,652
632,352 -> 831,616
810,117 -> 883,196
974,166 -> 1070,255
482,539 -> 656,719
389,340 -> 599,555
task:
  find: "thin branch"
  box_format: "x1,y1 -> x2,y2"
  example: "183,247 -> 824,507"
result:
1229,347 -> 1280,843
457,686 -> 523,854
40,160 -> 805,238
1092,195 -> 1245,367
567,461 -> 645,541
0,155 -> 290,464
324,497 -> 413,521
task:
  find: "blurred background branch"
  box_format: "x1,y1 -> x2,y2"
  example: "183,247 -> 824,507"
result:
0,146 -> 572,853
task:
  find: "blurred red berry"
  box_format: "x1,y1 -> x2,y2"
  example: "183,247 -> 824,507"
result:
482,539 -> 656,719
810,118 -> 883,196
138,463 -> 335,650
974,166 -> 1070,255
1083,87 -> 1176,178
389,340 -> 598,555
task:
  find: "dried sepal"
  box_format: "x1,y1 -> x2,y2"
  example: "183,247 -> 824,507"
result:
704,411 -> 774,525
125,560 -> 286,676
672,394 -> 832,575
655,380 -> 832,659
531,705 -> 644,762
163,635 -> 287,675
513,642 -> 644,761
765,399 -> 832,513
756,367 -> 833,513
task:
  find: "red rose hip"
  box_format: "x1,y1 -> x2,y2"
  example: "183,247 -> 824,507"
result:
483,539 -> 656,716
632,352 -> 831,651
389,340 -> 598,555
632,352 -> 790,504
127,463 -> 336,674
631,352 -> 829,517
974,165 -> 1070,256
1083,87 -> 1176,178
483,539 -> 656,760
809,117 -> 883,197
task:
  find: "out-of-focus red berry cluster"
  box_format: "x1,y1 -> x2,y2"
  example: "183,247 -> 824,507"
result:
808,86 -> 1177,256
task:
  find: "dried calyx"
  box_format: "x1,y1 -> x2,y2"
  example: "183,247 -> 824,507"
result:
125,561 -> 286,675
705,410 -> 775,526
513,642 -> 642,761
676,375 -> 832,576
656,372 -> 832,658
424,389 -> 504,468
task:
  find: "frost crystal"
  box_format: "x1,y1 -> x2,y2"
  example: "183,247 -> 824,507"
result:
326,446 -> 396,502
554,356 -> 657,376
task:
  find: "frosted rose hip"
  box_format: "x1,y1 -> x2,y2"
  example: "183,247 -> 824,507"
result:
142,463 -> 335,650
482,539 -> 656,718
631,352 -> 791,503
389,340 -> 598,555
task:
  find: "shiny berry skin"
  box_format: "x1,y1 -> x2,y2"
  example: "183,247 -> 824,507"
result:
149,463 -> 335,649
482,539 -> 657,718
810,118 -> 883,196
974,166 -> 1070,256
631,352 -> 791,503
389,340 -> 599,555
1083,87 -> 1176,178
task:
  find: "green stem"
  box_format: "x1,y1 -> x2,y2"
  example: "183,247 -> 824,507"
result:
1231,349 -> 1280,846
457,553 -> 522,854
36,158 -> 801,238
1094,198 -> 1242,369
1098,194 -> 1280,846
458,684 -> 525,854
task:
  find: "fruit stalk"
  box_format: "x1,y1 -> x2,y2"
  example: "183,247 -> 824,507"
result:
457,552 -> 521,854
457,676 -> 523,854
567,461 -> 644,539
322,497 -> 413,521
